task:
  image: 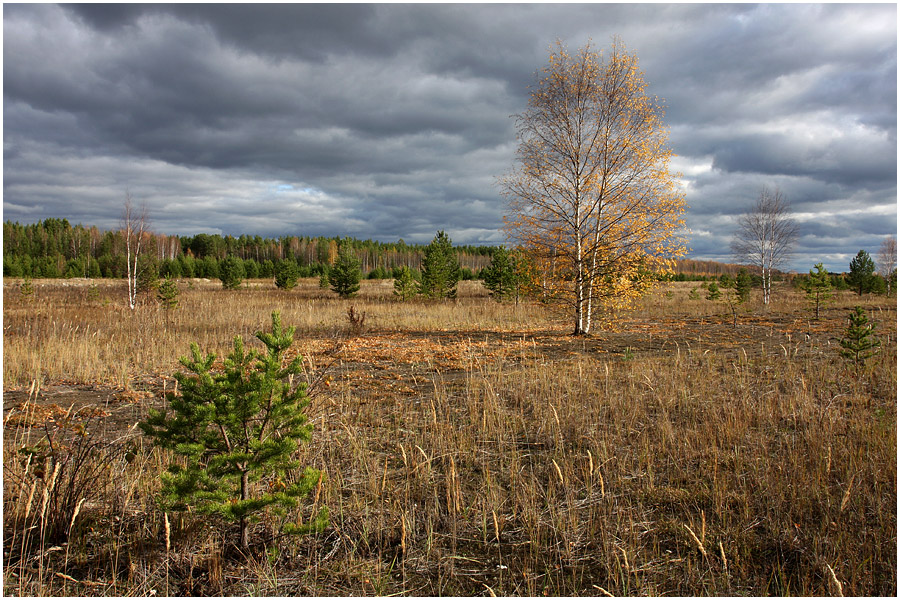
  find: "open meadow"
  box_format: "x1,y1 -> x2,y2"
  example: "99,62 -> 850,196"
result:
3,277 -> 896,596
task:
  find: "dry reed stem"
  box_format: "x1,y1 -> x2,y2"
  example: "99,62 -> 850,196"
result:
840,474 -> 855,513
620,547 -> 630,572
164,512 -> 171,553
684,524 -> 708,558
39,463 -> 61,523
551,459 -> 564,485
67,498 -> 85,536
825,563 -> 843,596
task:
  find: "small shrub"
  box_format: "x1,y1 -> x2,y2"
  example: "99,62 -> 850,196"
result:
347,305 -> 367,334
13,408 -> 121,543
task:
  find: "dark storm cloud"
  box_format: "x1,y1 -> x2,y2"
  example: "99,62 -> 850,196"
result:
3,3 -> 896,273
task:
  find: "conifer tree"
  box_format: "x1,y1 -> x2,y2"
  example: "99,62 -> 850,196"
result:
274,260 -> 299,290
839,306 -> 881,376
848,250 -> 875,296
329,244 -> 362,298
800,263 -> 833,319
392,265 -> 418,301
157,277 -> 179,309
136,254 -> 160,295
219,255 -> 245,289
419,230 -> 460,299
734,268 -> 752,303
157,277 -> 179,329
482,246 -> 520,302
140,312 -> 326,550
712,275 -> 750,328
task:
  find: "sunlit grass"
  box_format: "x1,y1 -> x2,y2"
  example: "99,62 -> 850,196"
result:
3,276 -> 896,595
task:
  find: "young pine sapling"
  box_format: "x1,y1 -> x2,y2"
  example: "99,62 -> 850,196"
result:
392,266 -> 418,301
800,263 -> 833,320
839,306 -> 881,378
141,312 -> 327,550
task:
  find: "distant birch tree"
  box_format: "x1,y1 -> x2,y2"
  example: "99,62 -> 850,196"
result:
502,39 -> 686,335
877,236 -> 897,295
122,196 -> 149,310
731,187 -> 799,305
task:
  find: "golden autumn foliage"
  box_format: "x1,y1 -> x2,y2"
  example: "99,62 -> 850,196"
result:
502,38 -> 687,334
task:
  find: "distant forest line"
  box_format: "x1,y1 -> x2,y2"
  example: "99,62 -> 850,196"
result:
5,218 -> 772,282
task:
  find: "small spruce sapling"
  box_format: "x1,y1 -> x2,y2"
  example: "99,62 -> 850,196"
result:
839,306 -> 881,377
140,312 -> 327,550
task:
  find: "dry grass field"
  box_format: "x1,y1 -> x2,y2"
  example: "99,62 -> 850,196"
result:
3,277 -> 896,596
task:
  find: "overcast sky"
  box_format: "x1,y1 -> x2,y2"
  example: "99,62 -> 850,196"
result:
3,3 -> 897,272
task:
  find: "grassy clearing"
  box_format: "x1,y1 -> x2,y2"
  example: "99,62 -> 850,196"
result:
3,278 -> 896,595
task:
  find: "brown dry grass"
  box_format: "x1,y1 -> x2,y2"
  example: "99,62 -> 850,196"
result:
3,277 -> 896,595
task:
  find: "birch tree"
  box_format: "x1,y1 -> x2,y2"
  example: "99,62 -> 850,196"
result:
122,196 -> 149,310
502,39 -> 686,335
877,236 -> 897,295
731,187 -> 799,305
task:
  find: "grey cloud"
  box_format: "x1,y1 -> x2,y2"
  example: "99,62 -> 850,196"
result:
4,3 -> 896,270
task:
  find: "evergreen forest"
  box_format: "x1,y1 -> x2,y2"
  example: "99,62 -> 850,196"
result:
2,219 -> 494,281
